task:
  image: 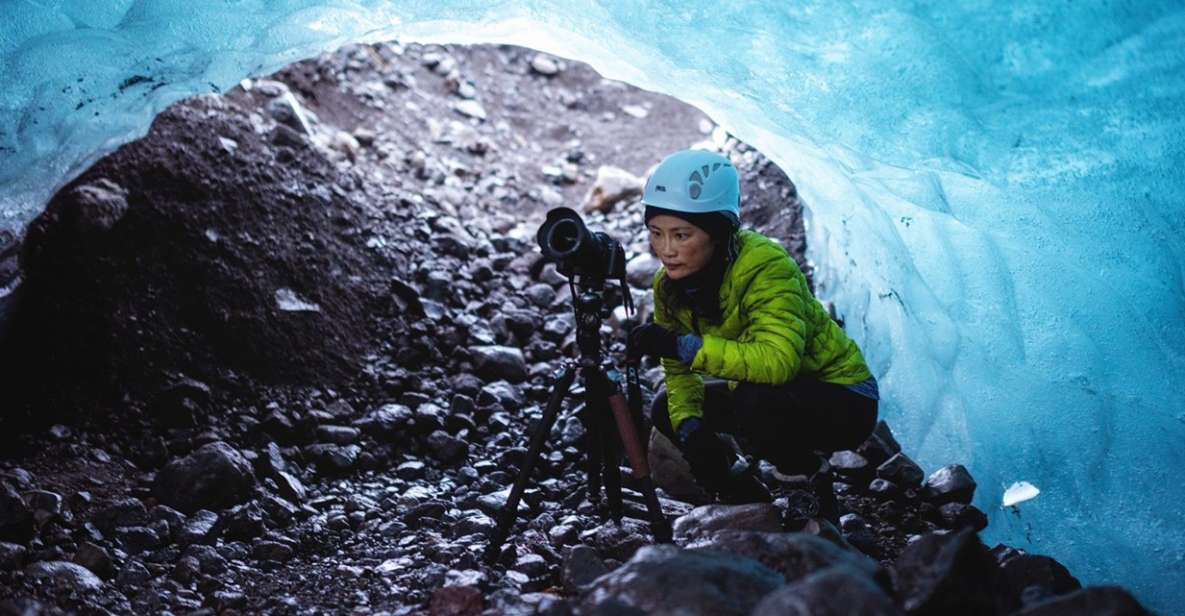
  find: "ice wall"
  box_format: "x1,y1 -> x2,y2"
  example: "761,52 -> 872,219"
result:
2,0 -> 1183,609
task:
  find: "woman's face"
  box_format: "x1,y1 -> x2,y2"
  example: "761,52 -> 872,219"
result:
647,214 -> 716,280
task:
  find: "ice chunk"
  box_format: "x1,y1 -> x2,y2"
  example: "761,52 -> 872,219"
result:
1002,481 -> 1040,508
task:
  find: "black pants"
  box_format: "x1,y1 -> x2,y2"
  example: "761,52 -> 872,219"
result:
650,377 -> 879,474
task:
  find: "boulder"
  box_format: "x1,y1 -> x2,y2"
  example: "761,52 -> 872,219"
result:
751,565 -> 902,616
153,441 -> 257,514
581,544 -> 783,616
672,503 -> 782,545
890,529 -> 997,615
686,530 -> 886,588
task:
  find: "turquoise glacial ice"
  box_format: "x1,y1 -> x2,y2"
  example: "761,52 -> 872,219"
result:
2,0 -> 1183,610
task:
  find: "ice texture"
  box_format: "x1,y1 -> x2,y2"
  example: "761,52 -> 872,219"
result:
2,0 -> 1183,609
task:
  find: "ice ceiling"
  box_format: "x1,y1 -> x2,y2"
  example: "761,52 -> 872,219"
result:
2,0 -> 1183,609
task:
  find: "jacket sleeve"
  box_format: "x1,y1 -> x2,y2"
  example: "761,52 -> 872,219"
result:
690,252 -> 808,385
653,271 -> 704,432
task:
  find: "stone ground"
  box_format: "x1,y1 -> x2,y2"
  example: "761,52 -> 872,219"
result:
0,42 -> 1147,616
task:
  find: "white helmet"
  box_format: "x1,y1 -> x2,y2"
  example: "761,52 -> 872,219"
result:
641,149 -> 740,223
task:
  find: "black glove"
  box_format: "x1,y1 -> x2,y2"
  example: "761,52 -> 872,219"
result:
628,322 -> 680,361
675,417 -> 772,505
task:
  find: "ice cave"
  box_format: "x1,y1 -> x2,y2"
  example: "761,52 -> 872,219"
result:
1,1 -> 1183,612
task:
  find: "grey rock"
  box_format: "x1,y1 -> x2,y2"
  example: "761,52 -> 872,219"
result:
876,452 -> 924,487
582,544 -> 782,616
356,403 -> 413,437
563,545 -> 609,592
868,478 -> 899,498
524,283 -> 557,308
626,254 -> 661,289
396,460 -> 427,480
72,541 -> 113,579
829,450 -> 872,480
177,509 -> 220,545
64,179 -> 129,234
25,560 -> 104,593
890,529 -> 997,615
673,503 -> 782,544
306,443 -> 362,472
923,464 -> 977,505
647,429 -> 710,504
115,561 -> 151,588
470,345 -> 528,382
751,566 -> 901,616
530,54 -> 561,76
478,380 -> 524,409
153,441 -> 257,514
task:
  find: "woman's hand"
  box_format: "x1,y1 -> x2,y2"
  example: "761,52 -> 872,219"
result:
628,322 -> 680,360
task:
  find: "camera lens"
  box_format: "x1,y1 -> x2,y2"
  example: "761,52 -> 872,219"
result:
545,218 -> 583,256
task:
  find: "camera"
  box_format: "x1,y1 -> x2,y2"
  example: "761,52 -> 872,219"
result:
535,207 -> 627,283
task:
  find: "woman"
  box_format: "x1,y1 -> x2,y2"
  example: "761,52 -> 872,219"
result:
628,149 -> 879,523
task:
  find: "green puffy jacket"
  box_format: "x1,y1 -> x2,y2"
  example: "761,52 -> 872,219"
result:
652,229 -> 872,430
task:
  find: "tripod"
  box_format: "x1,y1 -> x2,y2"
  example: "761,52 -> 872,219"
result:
482,276 -> 673,564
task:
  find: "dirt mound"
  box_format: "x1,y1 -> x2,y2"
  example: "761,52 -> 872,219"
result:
4,94 -> 385,421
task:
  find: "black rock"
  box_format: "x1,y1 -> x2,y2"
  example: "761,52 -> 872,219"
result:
93,497 -> 149,532
0,541 -> 28,570
923,464 -> 976,505
996,553 -> 1082,612
177,509 -> 220,545
355,404 -> 413,438
426,430 -> 469,464
890,529 -> 997,616
857,420 -> 902,467
1012,585 -> 1151,616
936,502 -> 988,532
687,530 -> 887,589
752,565 -> 902,616
469,345 -> 529,382
563,545 -> 610,592
153,441 -> 257,514
876,453 -> 924,488
72,541 -> 113,579
868,478 -> 900,498
114,525 -> 161,554
305,443 -> 361,472
0,482 -> 35,543
253,540 -> 295,562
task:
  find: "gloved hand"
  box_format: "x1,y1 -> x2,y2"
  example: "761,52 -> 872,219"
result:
628,322 -> 680,361
674,417 -> 772,505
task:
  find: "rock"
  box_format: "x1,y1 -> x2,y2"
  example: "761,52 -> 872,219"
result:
397,460 -> 427,480
672,503 -> 782,544
922,464 -> 976,505
625,254 -> 661,289
1012,585 -> 1151,616
316,425 -> 361,444
153,441 -> 257,514
0,541 -> 28,570
177,509 -> 220,545
452,99 -> 487,121
647,429 -> 709,503
253,540 -> 294,562
829,450 -> 872,481
996,554 -> 1082,612
306,443 -> 362,472
426,430 -> 469,464
751,566 -> 902,616
563,545 -> 609,592
587,518 -> 651,562
890,529 -> 997,615
478,380 -> 524,409
152,375 -> 212,427
356,403 -> 413,438
936,502 -> 988,532
524,283 -> 557,308
581,544 -> 782,616
24,560 -> 104,593
63,178 -> 130,234
868,478 -> 900,498
530,54 -> 560,76
72,542 -> 114,579
429,584 -> 483,616
582,166 -> 644,214
469,345 -> 528,382
857,421 -> 901,466
93,497 -> 148,532
114,525 -> 161,554
686,530 -> 886,587
876,453 -> 924,488
115,561 -> 151,588
0,482 -> 35,542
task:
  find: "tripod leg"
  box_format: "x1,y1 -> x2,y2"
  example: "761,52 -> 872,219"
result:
608,390 -> 673,543
483,364 -> 577,565
585,369 -> 624,523
580,402 -> 603,506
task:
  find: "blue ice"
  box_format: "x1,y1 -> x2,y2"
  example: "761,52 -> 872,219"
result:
2,1 -> 1183,610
